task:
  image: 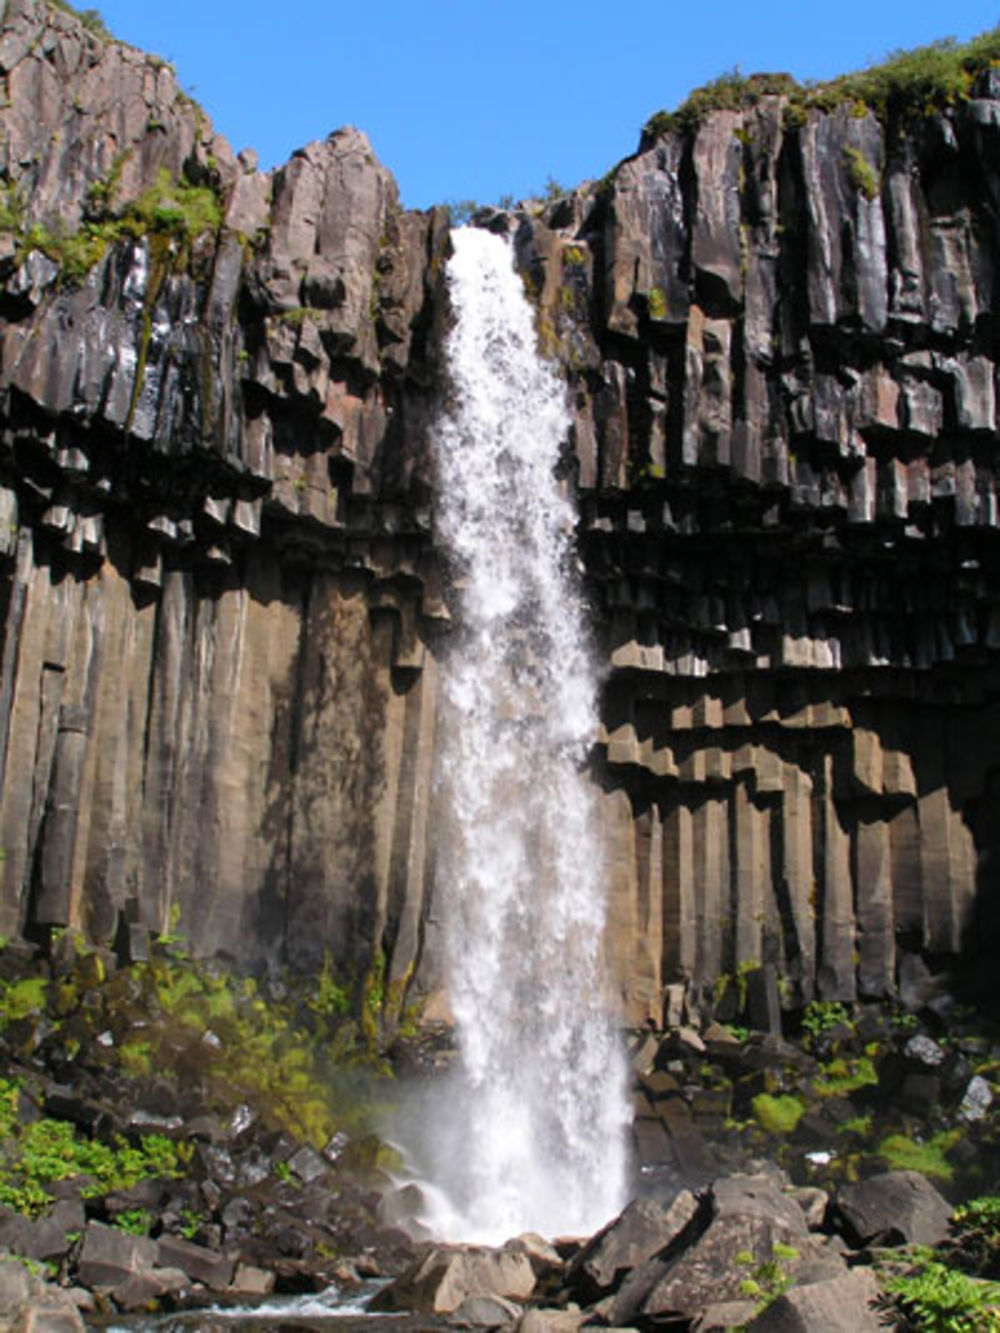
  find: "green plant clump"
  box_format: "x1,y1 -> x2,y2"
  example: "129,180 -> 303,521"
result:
641,26 -> 1000,142
844,146 -> 880,200
643,69 -> 800,139
735,1242 -> 800,1315
950,1196 -> 1000,1277
878,1130 -> 961,1181
813,1055 -> 878,1097
751,1092 -> 805,1135
0,166 -> 222,288
800,999 -> 852,1045
881,1259 -> 1000,1331
0,1082 -> 188,1216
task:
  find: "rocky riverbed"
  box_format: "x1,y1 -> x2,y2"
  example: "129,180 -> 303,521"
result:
0,933 -> 996,1327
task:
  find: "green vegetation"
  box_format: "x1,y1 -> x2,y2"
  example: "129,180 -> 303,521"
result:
840,1114 -> 873,1137
0,165 -> 222,288
641,26 -> 1000,141
306,950 -> 351,1019
949,1197 -> 1000,1278
880,1259 -> 1000,1331
735,1242 -> 800,1315
0,1080 -> 187,1216
0,977 -> 48,1026
751,1092 -> 805,1135
878,1130 -> 961,1181
276,306 -> 323,328
113,1208 -> 154,1236
644,69 -> 800,139
46,0 -> 112,40
813,1055 -> 878,1097
844,146 -> 880,200
800,1000 -> 852,1045
647,286 -> 668,321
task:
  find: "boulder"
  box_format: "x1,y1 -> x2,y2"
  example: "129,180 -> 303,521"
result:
567,1193 -> 699,1297
156,1234 -> 235,1290
516,1310 -> 587,1333
833,1171 -> 952,1248
744,1266 -> 883,1330
372,1246 -> 537,1314
451,1294 -> 523,1327
693,1299 -> 760,1330
109,1265 -> 189,1313
610,1175 -> 818,1326
76,1221 -> 158,1289
230,1263 -> 276,1296
0,1258 -> 84,1331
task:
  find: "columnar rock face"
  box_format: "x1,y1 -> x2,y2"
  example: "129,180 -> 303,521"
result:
1,0 -> 999,1022
0,0 -> 449,996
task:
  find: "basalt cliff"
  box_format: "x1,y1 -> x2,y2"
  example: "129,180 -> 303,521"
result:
0,0 -> 998,1024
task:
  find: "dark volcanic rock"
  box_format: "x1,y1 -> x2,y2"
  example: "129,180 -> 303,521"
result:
833,1170 -> 953,1248
372,1246 -> 537,1315
1,0 -> 1000,1037
744,1265 -> 883,1331
612,1174 -> 820,1324
567,1192 -> 699,1298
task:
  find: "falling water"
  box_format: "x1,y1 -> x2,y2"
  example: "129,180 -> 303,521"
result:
423,227 -> 630,1243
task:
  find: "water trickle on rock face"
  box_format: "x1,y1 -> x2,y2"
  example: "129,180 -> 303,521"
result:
425,227 -> 629,1243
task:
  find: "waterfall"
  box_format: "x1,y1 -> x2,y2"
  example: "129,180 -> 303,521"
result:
422,226 -> 630,1244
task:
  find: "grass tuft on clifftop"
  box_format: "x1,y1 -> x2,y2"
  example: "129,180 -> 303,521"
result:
641,25 -> 1000,143
45,0 -> 112,41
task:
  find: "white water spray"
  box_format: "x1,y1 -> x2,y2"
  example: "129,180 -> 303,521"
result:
423,227 -> 630,1243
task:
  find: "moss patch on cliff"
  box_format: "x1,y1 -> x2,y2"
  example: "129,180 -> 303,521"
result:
641,25 -> 1000,142
0,166 -> 222,287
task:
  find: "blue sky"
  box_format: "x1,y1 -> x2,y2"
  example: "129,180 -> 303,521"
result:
96,2 -> 1000,211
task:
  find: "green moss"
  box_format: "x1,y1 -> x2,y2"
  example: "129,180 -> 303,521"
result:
878,1130 -> 961,1181
844,146 -> 880,200
361,948 -> 387,1048
751,1093 -> 805,1135
813,1056 -> 877,1097
11,163 -> 221,290
0,977 -> 48,1024
85,148 -> 132,216
647,286 -> 668,321
0,184 -> 24,233
840,1114 -> 873,1137
277,306 -> 323,328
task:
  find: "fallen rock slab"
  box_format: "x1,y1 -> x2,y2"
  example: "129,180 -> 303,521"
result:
744,1266 -> 883,1330
610,1174 -> 820,1326
451,1293 -> 523,1327
516,1309 -> 587,1333
567,1192 -> 699,1297
834,1171 -> 952,1248
373,1245 -> 537,1314
77,1221 -> 158,1289
156,1233 -> 235,1289
0,1256 -> 85,1332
